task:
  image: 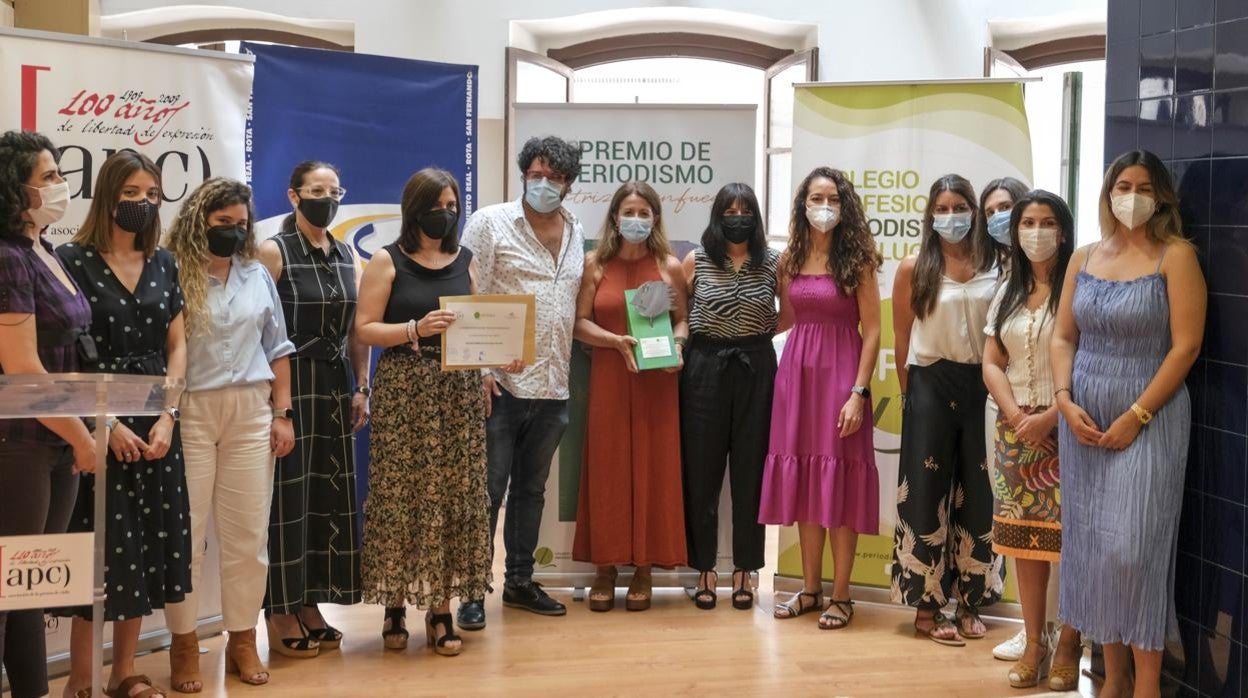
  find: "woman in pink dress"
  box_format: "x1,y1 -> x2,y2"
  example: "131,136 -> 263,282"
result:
761,167 -> 882,629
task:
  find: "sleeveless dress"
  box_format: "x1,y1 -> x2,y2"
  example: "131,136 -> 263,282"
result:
53,244 -> 192,621
573,255 -> 686,567
360,244 -> 491,608
758,274 -> 878,531
265,226 -> 361,614
1058,248 -> 1189,651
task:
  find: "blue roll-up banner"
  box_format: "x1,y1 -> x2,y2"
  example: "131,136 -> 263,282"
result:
244,41 -> 478,519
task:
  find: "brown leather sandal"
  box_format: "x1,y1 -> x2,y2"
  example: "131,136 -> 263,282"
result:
168,631 -> 202,694
625,567 -> 652,612
224,628 -> 270,686
106,674 -> 167,698
588,566 -> 618,612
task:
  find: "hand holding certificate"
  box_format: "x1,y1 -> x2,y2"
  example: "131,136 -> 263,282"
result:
439,294 -> 537,371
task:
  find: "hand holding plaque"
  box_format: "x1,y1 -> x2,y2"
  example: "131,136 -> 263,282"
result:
624,281 -> 680,371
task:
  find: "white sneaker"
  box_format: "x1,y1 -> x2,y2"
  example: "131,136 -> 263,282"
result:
993,628 -> 1027,661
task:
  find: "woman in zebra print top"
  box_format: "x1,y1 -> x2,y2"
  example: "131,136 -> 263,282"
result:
679,182 -> 779,610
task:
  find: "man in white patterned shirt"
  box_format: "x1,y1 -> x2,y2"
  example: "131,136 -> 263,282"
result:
457,136 -> 584,627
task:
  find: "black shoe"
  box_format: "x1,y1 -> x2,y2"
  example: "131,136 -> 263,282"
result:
502,580 -> 567,616
457,599 -> 486,631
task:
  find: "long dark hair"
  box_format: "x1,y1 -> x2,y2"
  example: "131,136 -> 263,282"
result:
911,174 -> 994,319
781,167 -> 881,294
398,167 -> 460,255
991,189 -> 1075,352
0,130 -> 58,241
701,182 -> 766,269
281,160 -> 340,232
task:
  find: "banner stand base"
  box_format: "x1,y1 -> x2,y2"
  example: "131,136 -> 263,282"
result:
534,571 -> 708,600
772,575 -> 1024,621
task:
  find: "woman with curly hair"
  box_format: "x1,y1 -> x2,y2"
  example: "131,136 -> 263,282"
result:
162,177 -> 295,692
0,130 -> 94,698
890,174 -> 1003,646
762,167 -> 882,630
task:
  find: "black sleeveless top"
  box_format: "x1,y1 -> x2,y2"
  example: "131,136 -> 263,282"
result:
383,243 -> 472,348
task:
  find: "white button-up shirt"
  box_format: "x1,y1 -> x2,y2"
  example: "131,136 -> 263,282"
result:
186,257 -> 294,392
461,199 -> 584,400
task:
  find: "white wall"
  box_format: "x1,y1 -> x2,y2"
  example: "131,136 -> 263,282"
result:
97,0 -> 1105,205
101,0 -> 1106,120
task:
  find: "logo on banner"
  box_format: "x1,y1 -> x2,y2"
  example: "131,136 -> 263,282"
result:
20,63 -> 215,207
0,533 -> 93,611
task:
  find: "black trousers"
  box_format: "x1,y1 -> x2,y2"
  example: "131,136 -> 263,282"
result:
0,441 -> 77,698
891,360 -> 1003,609
679,334 -> 776,572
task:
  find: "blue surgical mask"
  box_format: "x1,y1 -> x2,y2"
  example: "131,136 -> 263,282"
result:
933,212 -> 973,243
986,209 -> 1012,245
618,216 -> 652,243
524,177 -> 564,214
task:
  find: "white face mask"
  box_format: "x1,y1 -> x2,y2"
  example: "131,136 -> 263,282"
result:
1110,192 -> 1156,230
1019,227 -> 1060,262
806,205 -> 839,232
25,180 -> 70,229
932,212 -> 974,243
618,216 -> 652,243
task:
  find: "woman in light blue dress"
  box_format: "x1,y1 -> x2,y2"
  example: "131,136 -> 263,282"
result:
1050,150 -> 1206,698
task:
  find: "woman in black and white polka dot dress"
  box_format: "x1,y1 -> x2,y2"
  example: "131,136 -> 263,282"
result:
53,151 -> 192,698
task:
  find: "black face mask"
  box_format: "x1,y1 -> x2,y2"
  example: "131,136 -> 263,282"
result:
298,196 -> 339,229
418,208 -> 459,240
206,224 -> 246,258
115,199 -> 157,235
722,215 -> 755,244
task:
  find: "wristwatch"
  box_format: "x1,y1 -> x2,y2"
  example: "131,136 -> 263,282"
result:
164,406 -> 181,421
851,385 -> 871,399
272,407 -> 294,420
356,385 -> 372,397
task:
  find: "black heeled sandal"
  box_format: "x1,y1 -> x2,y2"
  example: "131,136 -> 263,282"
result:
264,612 -> 320,659
425,611 -> 462,657
731,570 -> 755,610
302,605 -> 343,650
693,570 -> 717,610
382,607 -> 408,650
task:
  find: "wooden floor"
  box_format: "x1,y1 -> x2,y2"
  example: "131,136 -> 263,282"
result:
46,579 -> 1097,698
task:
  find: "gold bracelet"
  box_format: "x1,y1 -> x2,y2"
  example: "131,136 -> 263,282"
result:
1054,388 -> 1072,399
1130,402 -> 1153,426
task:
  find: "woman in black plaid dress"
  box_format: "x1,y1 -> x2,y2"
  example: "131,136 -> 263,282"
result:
258,161 -> 370,656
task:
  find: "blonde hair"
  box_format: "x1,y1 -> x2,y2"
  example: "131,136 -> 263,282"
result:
594,181 -> 672,268
163,177 -> 258,334
1098,150 -> 1185,243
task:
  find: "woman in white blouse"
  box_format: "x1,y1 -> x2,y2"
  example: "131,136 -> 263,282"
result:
891,174 -> 1002,646
982,190 -> 1082,690
163,178 -> 295,692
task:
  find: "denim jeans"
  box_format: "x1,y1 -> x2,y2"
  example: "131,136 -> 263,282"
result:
486,388 -> 569,587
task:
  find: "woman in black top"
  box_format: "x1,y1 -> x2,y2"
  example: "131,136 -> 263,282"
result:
54,150 -> 191,698
679,183 -> 779,610
355,167 -> 505,657
258,161 -> 368,657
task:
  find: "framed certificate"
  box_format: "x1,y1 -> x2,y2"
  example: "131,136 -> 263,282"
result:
439,294 -> 537,371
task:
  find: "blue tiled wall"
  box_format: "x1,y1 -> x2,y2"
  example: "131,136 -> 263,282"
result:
1105,0 -> 1248,694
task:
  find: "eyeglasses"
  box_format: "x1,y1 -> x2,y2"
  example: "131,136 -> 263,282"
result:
299,186 -> 347,201
524,171 -> 568,186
